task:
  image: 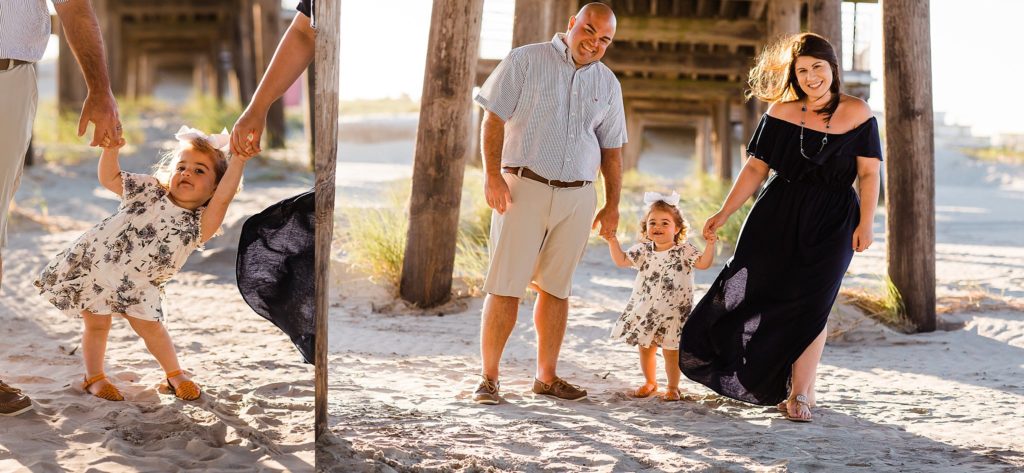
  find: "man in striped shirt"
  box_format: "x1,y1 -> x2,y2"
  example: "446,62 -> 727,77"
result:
473,2 -> 626,404
0,0 -> 120,416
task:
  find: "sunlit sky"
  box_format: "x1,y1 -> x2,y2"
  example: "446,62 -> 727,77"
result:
337,0 -> 1024,137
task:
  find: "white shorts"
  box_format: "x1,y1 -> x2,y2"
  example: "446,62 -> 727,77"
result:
482,173 -> 597,300
0,64 -> 38,248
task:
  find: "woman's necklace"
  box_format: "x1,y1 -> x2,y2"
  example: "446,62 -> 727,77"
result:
799,97 -> 830,159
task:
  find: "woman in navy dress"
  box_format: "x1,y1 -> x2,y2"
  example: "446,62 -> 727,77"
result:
679,33 -> 883,422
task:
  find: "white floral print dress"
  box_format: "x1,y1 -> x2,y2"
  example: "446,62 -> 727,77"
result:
610,241 -> 702,349
35,172 -> 208,322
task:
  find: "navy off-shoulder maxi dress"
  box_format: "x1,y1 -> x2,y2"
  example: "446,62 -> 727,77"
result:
679,113 -> 883,405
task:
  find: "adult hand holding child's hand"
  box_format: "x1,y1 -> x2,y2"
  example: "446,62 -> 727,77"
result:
80,91 -> 122,148
703,229 -> 718,244
230,108 -> 266,158
703,210 -> 729,237
101,137 -> 126,150
592,206 -> 620,240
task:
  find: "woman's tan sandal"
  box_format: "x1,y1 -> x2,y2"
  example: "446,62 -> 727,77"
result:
778,397 -> 816,412
661,388 -> 681,402
165,370 -> 201,401
784,394 -> 813,422
82,373 -> 124,402
631,383 -> 658,398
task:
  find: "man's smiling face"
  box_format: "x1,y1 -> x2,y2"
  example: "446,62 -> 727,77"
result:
564,4 -> 616,67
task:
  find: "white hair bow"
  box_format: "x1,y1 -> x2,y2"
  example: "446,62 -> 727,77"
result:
174,125 -> 230,151
643,191 -> 680,207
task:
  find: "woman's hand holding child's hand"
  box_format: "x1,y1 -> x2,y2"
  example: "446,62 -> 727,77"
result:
101,137 -> 127,150
703,229 -> 718,244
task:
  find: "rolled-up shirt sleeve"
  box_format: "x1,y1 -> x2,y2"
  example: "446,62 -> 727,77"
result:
595,81 -> 627,149
474,48 -> 527,122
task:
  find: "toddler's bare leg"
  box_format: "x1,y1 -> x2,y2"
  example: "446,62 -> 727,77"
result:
81,311 -> 115,394
633,344 -> 659,397
124,317 -> 191,386
662,349 -> 682,401
82,311 -> 112,376
662,349 -> 680,390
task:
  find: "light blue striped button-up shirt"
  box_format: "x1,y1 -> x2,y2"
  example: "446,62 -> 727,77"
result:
475,33 -> 628,183
0,0 -> 70,63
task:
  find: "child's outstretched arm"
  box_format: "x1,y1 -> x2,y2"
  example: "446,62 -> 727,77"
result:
604,235 -> 633,268
97,138 -> 126,196
199,154 -> 251,243
694,231 -> 717,270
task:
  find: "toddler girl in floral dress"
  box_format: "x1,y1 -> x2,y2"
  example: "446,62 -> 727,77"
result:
603,192 -> 717,401
35,126 -> 250,402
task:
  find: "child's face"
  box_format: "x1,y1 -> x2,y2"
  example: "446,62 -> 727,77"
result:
169,148 -> 218,206
646,209 -> 679,246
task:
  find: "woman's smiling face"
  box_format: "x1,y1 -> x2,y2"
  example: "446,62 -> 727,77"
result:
793,55 -> 833,99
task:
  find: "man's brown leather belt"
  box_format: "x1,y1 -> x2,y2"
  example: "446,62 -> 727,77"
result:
0,59 -> 31,70
502,166 -> 591,188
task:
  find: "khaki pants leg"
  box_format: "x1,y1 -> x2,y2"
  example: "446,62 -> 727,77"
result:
482,172 -> 597,299
532,184 -> 597,299
0,64 -> 39,248
482,174 -> 551,297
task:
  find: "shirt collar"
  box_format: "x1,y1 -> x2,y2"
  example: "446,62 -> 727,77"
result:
551,33 -> 599,70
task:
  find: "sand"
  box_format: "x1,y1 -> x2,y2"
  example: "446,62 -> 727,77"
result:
1,132 -> 315,471
319,124 -> 1024,472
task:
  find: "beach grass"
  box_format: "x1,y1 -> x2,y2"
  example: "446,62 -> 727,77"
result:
32,97 -> 149,163
840,276 -> 914,332
339,169 -> 492,294
180,94 -> 243,138
339,96 -> 420,116
961,146 -> 1024,165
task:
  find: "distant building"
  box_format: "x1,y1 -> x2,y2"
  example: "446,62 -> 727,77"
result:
934,111 -> 991,150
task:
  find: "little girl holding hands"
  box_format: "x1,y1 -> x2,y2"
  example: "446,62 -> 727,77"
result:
35,126 -> 249,402
604,192 -> 716,401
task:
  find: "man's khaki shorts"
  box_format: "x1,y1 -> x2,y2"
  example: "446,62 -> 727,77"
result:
0,64 -> 38,248
482,173 -> 597,300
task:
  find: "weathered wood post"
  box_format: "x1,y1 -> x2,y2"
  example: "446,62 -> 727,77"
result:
768,0 -> 802,42
255,0 -> 287,149
807,0 -> 842,64
623,104 -> 644,171
56,22 -> 89,113
238,0 -> 259,103
400,0 -> 486,307
513,0 -> 550,47
712,98 -> 731,179
548,0 -> 574,36
314,0 -> 340,440
694,118 -> 708,174
882,0 -> 936,332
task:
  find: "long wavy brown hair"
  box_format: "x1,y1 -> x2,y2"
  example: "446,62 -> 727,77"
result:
747,32 -> 841,121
